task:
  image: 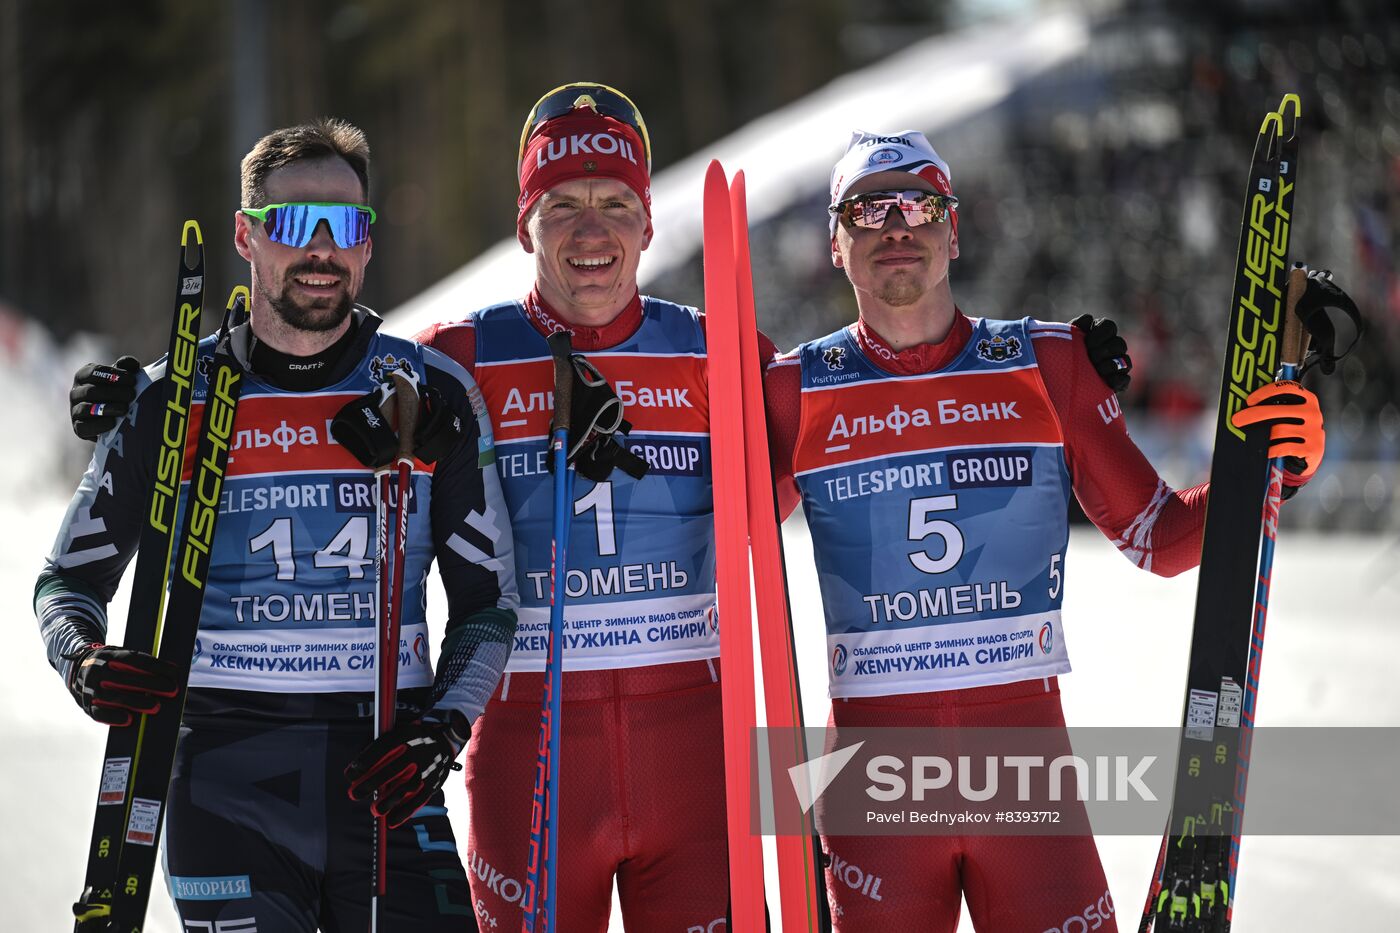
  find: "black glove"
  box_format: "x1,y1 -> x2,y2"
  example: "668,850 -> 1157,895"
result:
1070,315 -> 1132,393
412,385 -> 465,464
70,356 -> 141,440
550,354 -> 648,483
345,712 -> 469,828
64,644 -> 180,727
330,382 -> 398,468
331,383 -> 465,468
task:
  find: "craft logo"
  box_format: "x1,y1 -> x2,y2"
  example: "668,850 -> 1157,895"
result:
832,643 -> 849,676
413,633 -> 429,664
369,354 -> 416,384
867,147 -> 903,166
1039,621 -> 1054,655
976,334 -> 1023,363
824,345 -> 847,371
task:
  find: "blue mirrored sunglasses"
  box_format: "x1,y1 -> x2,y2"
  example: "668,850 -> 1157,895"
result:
240,202 -> 377,248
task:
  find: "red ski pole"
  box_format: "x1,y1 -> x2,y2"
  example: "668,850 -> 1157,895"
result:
371,368 -> 419,929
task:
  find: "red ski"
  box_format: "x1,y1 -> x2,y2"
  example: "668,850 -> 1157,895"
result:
705,160 -> 830,932
730,172 -> 829,933
703,159 -> 767,932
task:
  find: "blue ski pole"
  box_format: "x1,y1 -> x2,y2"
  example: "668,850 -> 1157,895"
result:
523,331 -> 575,933
1222,262 -> 1311,920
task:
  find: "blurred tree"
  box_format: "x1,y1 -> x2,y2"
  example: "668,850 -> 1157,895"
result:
0,0 -> 941,354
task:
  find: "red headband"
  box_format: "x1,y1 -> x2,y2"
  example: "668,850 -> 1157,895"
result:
517,112 -> 651,237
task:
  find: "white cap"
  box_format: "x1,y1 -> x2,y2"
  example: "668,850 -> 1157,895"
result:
829,130 -> 954,234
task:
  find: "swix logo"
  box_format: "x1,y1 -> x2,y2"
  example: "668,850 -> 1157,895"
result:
1042,889 -> 1115,932
1038,622 -> 1054,655
1096,394 -> 1121,425
369,354 -> 415,384
532,132 -> 641,169
976,334 -> 1023,363
824,346 -> 847,371
832,643 -> 849,676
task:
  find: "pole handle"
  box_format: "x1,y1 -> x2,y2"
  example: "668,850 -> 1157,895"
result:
547,331 -> 574,436
1280,263 -> 1312,371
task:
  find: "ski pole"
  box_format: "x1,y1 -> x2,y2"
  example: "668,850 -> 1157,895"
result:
523,331 -> 575,933
371,368 -> 419,929
1219,262 -> 1311,925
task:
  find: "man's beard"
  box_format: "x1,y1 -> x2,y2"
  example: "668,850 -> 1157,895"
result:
857,245 -> 930,307
265,260 -> 355,332
875,273 -> 927,307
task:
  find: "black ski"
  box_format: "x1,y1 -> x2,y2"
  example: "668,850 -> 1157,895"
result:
102,288 -> 248,933
73,222 -> 205,929
1143,94 -> 1302,933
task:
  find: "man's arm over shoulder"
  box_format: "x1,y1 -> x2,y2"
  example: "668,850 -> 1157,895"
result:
415,317 -> 477,374
36,365 -> 165,680
419,347 -> 517,726
1032,323 -> 1207,577
764,350 -> 803,521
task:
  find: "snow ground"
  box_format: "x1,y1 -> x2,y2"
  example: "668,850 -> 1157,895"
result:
4,477 -> 1397,930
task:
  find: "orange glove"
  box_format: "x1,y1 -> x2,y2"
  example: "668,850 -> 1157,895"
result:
1230,380 -> 1325,483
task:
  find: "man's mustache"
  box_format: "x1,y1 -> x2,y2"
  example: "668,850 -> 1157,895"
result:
287,260 -> 350,280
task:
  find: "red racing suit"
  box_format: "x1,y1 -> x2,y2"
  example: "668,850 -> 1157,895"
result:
765,311 -> 1208,932
419,290 -> 774,933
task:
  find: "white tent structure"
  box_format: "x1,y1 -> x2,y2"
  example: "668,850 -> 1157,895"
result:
386,11 -> 1090,335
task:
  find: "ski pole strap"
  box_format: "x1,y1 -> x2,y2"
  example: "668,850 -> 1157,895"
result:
1293,266 -> 1363,378
545,349 -> 649,483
